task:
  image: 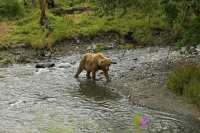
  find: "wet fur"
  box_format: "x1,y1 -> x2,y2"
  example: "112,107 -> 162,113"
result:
74,53 -> 111,81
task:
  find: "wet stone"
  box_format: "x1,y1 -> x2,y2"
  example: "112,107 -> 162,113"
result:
57,62 -> 72,68
35,63 -> 55,68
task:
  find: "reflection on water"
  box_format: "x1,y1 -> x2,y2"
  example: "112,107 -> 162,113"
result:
77,79 -> 121,101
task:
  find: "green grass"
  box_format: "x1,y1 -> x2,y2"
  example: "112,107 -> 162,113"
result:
0,1 -> 168,49
167,64 -> 200,107
8,10 -> 45,48
1,0 -> 198,49
118,43 -> 135,49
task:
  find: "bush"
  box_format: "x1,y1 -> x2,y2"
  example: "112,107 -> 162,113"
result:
0,0 -> 24,19
184,79 -> 200,107
167,64 -> 200,106
181,17 -> 200,46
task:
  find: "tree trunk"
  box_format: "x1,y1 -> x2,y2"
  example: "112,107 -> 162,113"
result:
31,0 -> 36,7
39,0 -> 47,25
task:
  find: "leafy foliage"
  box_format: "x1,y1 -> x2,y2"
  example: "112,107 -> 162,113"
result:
0,0 -> 24,19
181,17 -> 200,46
161,0 -> 200,46
161,0 -> 178,24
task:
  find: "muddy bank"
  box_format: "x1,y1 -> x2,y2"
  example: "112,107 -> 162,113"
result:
0,34 -> 119,66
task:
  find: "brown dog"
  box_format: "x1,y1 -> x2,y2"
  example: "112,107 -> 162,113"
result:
74,53 -> 111,81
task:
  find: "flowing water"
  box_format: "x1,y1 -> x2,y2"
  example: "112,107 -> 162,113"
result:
0,47 -> 199,133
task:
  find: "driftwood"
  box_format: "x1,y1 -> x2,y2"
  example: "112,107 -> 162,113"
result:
51,7 -> 90,15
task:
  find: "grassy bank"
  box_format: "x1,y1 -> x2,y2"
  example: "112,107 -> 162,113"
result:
0,0 -> 170,49
167,64 -> 200,107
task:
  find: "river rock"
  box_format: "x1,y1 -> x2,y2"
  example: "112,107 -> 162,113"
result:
36,68 -> 49,74
189,46 -> 198,54
196,44 -> 200,53
180,47 -> 187,54
87,44 -> 96,52
15,55 -> 31,63
35,63 -> 55,68
180,45 -> 200,55
133,58 -> 138,61
58,62 -> 72,68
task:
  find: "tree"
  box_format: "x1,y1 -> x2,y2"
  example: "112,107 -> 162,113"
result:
161,0 -> 200,25
160,0 -> 179,24
39,0 -> 47,25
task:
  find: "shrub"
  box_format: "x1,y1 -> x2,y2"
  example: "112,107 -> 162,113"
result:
184,79 -> 200,107
0,0 -> 24,19
167,64 -> 200,106
181,17 -> 200,46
